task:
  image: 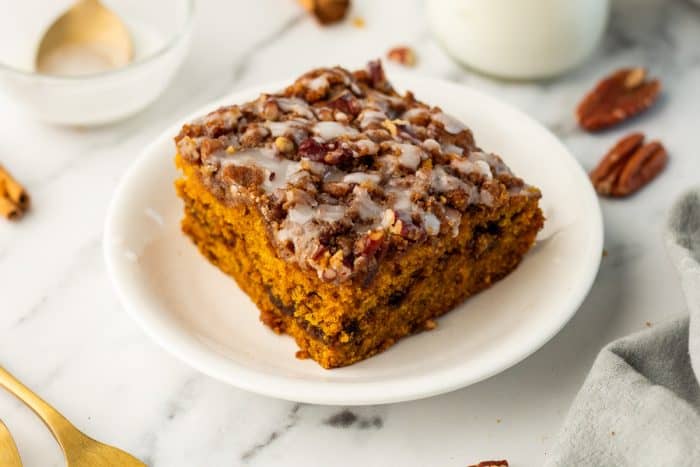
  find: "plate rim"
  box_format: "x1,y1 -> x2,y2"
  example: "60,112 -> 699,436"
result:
104,72 -> 603,405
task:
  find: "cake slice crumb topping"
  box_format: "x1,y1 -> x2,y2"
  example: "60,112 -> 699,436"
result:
175,61 -> 539,282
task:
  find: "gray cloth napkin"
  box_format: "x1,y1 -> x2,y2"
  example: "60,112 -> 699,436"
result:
546,189 -> 700,467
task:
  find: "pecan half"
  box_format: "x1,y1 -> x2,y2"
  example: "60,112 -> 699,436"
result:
468,460 -> 508,467
590,133 -> 668,197
298,0 -> 349,25
576,68 -> 661,131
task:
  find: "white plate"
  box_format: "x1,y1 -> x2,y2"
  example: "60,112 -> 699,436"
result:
104,73 -> 602,405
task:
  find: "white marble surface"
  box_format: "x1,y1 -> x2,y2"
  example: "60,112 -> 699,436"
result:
0,0 -> 698,465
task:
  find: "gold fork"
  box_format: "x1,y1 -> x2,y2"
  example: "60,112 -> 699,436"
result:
0,419 -> 23,466
0,366 -> 145,466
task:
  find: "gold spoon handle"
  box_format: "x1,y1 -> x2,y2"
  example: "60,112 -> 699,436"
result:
77,0 -> 102,9
0,366 -> 75,445
0,419 -> 23,467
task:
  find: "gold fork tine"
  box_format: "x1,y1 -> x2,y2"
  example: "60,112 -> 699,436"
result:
0,366 -> 145,467
0,419 -> 23,467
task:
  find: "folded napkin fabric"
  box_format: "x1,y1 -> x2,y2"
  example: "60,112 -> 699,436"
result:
546,189 -> 700,467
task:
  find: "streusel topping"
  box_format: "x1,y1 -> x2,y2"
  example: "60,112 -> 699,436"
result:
175,61 -> 539,282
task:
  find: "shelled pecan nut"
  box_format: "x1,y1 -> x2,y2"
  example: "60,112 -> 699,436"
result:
298,0 -> 349,24
468,460 -> 508,467
589,133 -> 668,197
576,68 -> 661,131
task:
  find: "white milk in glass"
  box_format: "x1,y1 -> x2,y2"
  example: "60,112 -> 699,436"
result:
427,0 -> 609,79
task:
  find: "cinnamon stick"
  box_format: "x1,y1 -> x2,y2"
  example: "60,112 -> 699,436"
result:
0,165 -> 30,220
0,183 -> 22,220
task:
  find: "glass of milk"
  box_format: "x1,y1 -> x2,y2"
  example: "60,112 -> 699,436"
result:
0,0 -> 193,125
427,0 -> 610,80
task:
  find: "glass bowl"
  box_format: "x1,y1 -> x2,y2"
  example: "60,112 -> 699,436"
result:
0,0 -> 194,125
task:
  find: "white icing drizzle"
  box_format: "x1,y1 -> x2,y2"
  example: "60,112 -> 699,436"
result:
266,119 -> 307,137
451,158 -> 493,180
421,138 -> 441,153
390,189 -> 413,212
395,143 -> 424,171
442,143 -> 464,155
358,109 -> 388,128
380,209 -> 395,229
343,172 -> 381,185
430,166 -> 468,192
352,186 -> 382,220
307,75 -> 329,92
470,151 -> 510,176
288,203 -> 315,224
433,112 -> 467,134
313,121 -> 358,141
284,201 -> 346,231
422,212 -> 441,235
276,97 -> 315,119
317,203 -> 346,223
354,139 -> 379,155
285,160 -> 304,178
474,160 -> 493,179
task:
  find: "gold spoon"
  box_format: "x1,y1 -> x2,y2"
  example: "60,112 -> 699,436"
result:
36,0 -> 133,76
0,366 -> 145,467
0,419 -> 23,467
